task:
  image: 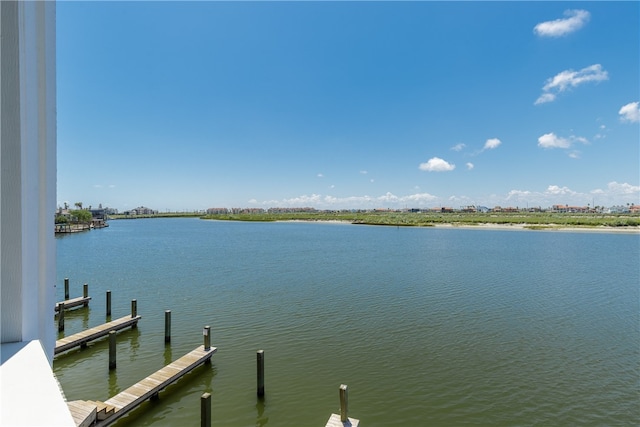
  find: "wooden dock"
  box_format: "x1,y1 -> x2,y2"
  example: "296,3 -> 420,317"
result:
55,315 -> 141,355
55,295 -> 91,312
67,345 -> 217,427
325,413 -> 360,427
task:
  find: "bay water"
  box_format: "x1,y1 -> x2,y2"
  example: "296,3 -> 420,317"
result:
54,218 -> 639,426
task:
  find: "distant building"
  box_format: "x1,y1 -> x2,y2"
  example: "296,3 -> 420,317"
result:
207,207 -> 229,214
230,208 -> 265,214
124,206 -> 158,215
267,207 -> 317,214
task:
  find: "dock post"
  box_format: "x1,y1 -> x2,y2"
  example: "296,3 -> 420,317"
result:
106,290 -> 112,317
109,330 -> 116,370
64,278 -> 69,300
83,283 -> 89,307
257,350 -> 265,397
131,299 -> 138,328
340,384 -> 348,422
201,392 -> 211,427
57,302 -> 65,332
203,326 -> 211,351
164,310 -> 171,343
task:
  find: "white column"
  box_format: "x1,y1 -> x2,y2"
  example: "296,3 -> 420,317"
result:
1,0 -> 56,363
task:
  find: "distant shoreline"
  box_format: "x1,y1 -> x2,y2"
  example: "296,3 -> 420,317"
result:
110,212 -> 640,234
278,219 -> 640,234
429,222 -> 640,234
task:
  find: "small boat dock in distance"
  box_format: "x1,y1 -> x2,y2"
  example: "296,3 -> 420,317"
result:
67,345 -> 217,427
55,315 -> 141,356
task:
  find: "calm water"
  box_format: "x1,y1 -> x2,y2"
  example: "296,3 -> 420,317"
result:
54,218 -> 640,426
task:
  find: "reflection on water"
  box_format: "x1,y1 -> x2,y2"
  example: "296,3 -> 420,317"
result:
256,397 -> 268,427
108,366 -> 119,396
163,344 -> 172,366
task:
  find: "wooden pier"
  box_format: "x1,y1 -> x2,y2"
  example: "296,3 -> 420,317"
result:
325,413 -> 360,427
325,384 -> 360,427
55,295 -> 91,312
56,281 -> 90,311
67,345 -> 217,427
55,315 -> 141,355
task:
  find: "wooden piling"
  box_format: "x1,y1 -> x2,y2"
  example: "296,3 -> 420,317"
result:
58,302 -> 65,332
164,310 -> 171,343
340,384 -> 348,422
106,290 -> 112,317
83,283 -> 89,307
257,350 -> 265,397
203,326 -> 211,351
131,299 -> 137,317
109,330 -> 116,370
200,392 -> 211,427
64,278 -> 70,300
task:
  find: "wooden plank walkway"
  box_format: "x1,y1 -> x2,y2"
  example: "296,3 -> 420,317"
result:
84,345 -> 217,427
54,315 -> 141,355
325,413 -> 360,427
66,400 -> 97,427
55,296 -> 91,311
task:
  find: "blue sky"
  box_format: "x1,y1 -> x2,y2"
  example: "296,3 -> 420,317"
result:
57,1 -> 639,211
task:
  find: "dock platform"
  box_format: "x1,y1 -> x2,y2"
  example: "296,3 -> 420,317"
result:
55,315 -> 141,355
68,345 -> 216,427
326,413 -> 360,427
55,296 -> 91,312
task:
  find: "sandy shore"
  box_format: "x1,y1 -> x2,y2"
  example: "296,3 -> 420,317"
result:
283,219 -> 639,234
431,223 -> 640,234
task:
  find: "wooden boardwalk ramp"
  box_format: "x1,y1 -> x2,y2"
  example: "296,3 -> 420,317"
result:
55,315 -> 141,356
71,345 -> 216,427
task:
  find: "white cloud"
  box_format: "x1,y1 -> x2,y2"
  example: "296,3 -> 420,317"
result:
538,132 -> 588,151
619,102 -> 640,123
538,132 -> 570,149
606,181 -> 640,195
360,170 -> 368,175
506,190 -> 531,200
370,179 -> 374,183
534,9 -> 590,37
535,64 -> 608,105
534,93 -> 556,105
317,173 -> 324,178
419,157 -> 455,172
568,151 -> 580,159
451,143 -> 466,152
546,185 -> 577,196
483,138 -> 501,150
466,162 -> 474,170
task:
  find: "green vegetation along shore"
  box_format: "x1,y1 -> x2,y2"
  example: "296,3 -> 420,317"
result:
198,211 -> 640,229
